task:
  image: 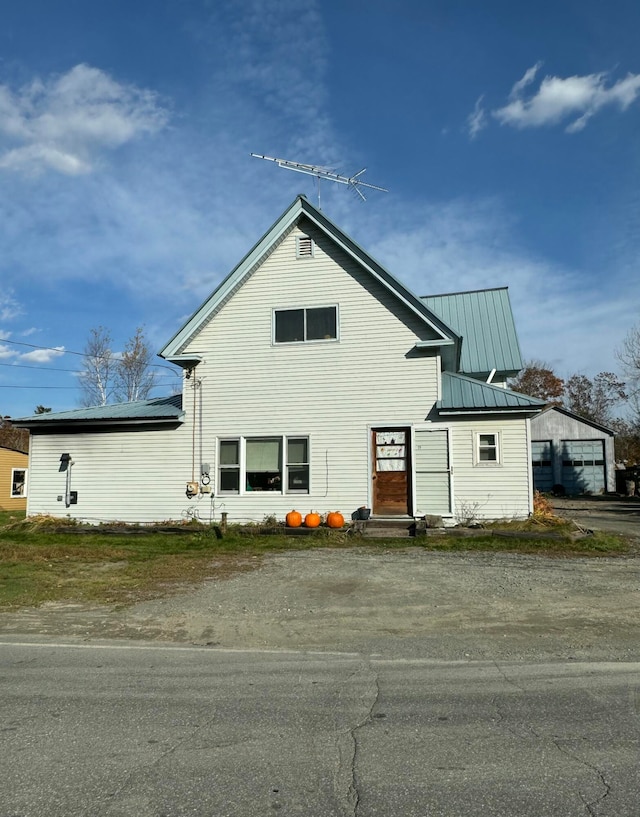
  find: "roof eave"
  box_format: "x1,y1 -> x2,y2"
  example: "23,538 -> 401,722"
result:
159,195 -> 459,359
437,407 -> 543,416
20,416 -> 185,429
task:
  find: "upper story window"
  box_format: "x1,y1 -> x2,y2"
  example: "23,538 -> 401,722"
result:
274,306 -> 338,344
296,235 -> 314,258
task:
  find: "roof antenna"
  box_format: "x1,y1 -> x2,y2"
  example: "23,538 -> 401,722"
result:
250,153 -> 388,208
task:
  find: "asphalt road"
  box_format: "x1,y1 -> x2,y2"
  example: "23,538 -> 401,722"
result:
1,638 -> 639,817
2,499 -> 639,816
551,495 -> 640,538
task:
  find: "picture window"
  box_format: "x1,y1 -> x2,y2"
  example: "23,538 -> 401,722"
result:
217,436 -> 309,494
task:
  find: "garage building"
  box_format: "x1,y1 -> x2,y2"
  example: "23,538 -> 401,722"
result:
530,406 -> 615,495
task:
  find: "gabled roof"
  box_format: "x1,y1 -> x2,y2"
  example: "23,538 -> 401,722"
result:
532,404 -> 614,435
437,372 -> 545,415
160,195 -> 459,362
422,288 -> 523,377
13,394 -> 184,428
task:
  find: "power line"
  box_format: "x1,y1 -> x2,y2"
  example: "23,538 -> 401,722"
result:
0,338 -> 84,357
0,361 -> 178,382
0,383 -> 177,390
0,361 -> 81,373
0,337 -> 180,372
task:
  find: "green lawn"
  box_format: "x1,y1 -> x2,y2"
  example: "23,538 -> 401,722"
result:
0,512 -> 633,611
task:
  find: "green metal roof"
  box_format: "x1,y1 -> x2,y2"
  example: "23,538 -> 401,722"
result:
437,372 -> 545,414
422,288 -> 523,377
13,394 -> 184,427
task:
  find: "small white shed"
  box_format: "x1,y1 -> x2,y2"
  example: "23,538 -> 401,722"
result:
530,406 -> 615,495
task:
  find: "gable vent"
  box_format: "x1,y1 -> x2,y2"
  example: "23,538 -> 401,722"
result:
296,235 -> 314,258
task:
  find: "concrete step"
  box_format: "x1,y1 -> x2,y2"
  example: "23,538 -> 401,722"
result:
355,517 -> 417,538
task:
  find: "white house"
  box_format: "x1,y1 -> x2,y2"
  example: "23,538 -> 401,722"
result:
16,196 -> 544,525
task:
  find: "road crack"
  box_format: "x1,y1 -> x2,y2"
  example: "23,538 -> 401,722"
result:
103,710 -> 218,812
551,738 -> 611,815
334,659 -> 380,817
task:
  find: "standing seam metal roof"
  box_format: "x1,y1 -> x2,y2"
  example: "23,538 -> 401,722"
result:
438,372 -> 545,412
13,394 -> 184,425
422,288 -> 523,376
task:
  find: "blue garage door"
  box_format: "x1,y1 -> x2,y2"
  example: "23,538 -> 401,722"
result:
531,441 -> 554,492
561,440 -> 605,495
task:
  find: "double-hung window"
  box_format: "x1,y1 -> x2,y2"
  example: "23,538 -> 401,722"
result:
217,436 -> 309,494
475,432 -> 500,465
274,306 -> 337,343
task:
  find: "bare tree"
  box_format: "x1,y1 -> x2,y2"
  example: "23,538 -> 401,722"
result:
564,372 -> 627,426
617,323 -> 640,421
508,360 -> 564,403
113,326 -> 157,402
610,417 -> 640,466
78,326 -> 158,406
78,326 -> 116,406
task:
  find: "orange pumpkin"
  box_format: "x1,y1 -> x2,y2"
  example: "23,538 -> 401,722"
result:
304,511 -> 321,528
326,511 -> 344,529
286,510 -> 302,528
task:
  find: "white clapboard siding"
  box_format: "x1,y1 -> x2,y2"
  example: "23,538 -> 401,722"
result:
26,426 -> 200,524
447,417 -> 533,522
178,219 -> 441,522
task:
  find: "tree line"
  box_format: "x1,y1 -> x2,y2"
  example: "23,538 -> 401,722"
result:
508,323 -> 640,465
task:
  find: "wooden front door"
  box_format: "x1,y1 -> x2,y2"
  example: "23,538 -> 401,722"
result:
372,428 -> 411,515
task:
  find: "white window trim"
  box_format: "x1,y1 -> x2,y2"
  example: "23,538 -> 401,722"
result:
10,467 -> 28,498
473,431 -> 502,466
272,305 -> 339,345
216,435 -> 310,495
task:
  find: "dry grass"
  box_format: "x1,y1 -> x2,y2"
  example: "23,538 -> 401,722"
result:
0,510 -> 634,611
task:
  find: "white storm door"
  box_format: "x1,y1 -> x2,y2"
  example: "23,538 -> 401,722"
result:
414,428 -> 452,516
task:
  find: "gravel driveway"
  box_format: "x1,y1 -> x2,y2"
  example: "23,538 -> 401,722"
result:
2,496 -> 638,661
2,546 -> 639,663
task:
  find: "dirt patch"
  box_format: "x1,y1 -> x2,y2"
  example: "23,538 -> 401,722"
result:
2,548 -> 639,662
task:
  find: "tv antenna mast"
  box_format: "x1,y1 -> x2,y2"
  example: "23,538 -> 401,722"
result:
250,153 -> 388,208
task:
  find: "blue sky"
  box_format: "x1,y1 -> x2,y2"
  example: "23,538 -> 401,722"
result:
1,0 -> 640,417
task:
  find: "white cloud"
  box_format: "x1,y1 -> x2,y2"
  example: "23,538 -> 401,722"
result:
466,96 -> 487,139
18,346 -> 65,364
493,64 -> 640,132
0,64 -> 169,176
508,61 -> 543,100
354,197 -> 636,379
0,291 -> 23,322
0,343 -> 16,360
